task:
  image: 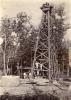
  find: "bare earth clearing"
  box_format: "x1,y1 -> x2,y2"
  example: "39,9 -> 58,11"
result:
0,77 -> 71,100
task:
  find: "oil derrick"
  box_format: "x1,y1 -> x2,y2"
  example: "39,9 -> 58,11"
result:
32,3 -> 58,81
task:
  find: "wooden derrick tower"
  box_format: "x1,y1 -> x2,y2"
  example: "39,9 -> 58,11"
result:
32,3 -> 58,81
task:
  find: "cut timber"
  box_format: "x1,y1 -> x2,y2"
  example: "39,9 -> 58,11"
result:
1,75 -> 20,87
34,77 -> 49,85
68,84 -> 71,91
53,80 -> 60,86
0,87 -> 5,95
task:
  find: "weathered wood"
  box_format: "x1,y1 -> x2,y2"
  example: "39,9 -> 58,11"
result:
1,76 -> 20,87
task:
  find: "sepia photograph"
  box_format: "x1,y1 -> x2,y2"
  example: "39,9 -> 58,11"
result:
0,0 -> 71,100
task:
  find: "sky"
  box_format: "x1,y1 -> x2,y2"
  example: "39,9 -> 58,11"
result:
0,0 -> 71,41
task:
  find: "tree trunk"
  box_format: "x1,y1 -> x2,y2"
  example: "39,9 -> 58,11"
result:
7,57 -> 9,75
17,62 -> 20,76
3,50 -> 7,75
67,65 -> 69,77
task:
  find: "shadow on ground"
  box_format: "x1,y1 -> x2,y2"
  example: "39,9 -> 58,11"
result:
0,92 -> 59,100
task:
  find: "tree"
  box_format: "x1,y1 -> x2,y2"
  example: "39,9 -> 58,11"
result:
1,17 -> 15,75
12,12 -> 33,66
52,4 -> 70,77
0,4 -> 69,77
1,12 -> 36,75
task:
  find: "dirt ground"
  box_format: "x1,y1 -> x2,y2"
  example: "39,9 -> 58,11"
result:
0,77 -> 71,100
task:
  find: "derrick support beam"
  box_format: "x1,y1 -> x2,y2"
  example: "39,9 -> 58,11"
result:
32,3 -> 58,81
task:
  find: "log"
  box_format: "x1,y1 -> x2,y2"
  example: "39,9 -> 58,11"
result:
68,84 -> 71,91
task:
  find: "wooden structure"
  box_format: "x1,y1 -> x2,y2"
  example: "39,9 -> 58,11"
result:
32,3 -> 58,81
